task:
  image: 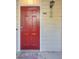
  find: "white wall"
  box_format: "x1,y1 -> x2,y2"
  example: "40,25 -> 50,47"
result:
40,0 -> 62,51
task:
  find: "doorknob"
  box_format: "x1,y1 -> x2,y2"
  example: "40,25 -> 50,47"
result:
16,28 -> 18,30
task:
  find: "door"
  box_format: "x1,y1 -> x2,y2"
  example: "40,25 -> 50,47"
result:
20,6 -> 40,50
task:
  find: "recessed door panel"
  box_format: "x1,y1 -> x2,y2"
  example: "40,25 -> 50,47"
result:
20,6 -> 40,50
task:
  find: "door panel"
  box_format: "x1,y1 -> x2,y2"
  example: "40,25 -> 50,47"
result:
20,6 -> 40,50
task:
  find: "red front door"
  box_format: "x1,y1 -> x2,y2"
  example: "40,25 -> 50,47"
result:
20,6 -> 40,50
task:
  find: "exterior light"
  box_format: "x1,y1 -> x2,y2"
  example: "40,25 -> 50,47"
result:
50,0 -> 55,17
